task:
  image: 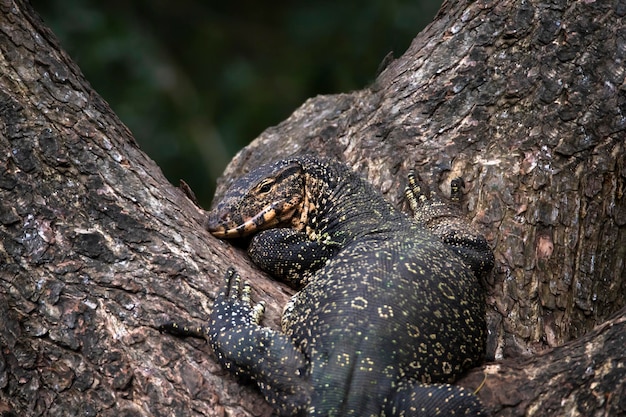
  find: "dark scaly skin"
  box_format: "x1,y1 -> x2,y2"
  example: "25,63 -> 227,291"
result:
169,155 -> 494,416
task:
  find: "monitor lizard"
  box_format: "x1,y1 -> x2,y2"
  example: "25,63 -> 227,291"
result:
163,155 -> 494,416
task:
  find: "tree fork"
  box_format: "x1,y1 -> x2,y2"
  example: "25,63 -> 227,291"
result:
0,0 -> 624,416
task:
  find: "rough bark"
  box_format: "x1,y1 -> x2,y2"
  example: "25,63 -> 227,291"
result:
0,0 -> 624,416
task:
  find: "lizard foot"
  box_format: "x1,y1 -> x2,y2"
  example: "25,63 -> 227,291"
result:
208,268 -> 310,412
405,171 -> 457,225
158,268 -> 265,348
405,171 -> 494,280
207,267 -> 270,377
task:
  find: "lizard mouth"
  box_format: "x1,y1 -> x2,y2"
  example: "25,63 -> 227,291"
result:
209,202 -> 298,238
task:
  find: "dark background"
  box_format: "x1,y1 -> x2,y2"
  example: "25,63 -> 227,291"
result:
33,0 -> 442,206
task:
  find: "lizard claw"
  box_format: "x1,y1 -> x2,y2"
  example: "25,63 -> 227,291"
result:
405,170 -> 429,214
449,177 -> 465,202
211,267 -> 265,329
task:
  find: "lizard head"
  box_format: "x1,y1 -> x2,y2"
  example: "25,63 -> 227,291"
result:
206,159 -> 305,238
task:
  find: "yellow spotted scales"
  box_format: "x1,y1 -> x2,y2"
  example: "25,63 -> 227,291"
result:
164,155 -> 494,416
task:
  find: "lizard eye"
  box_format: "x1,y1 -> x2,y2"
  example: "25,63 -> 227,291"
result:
258,181 -> 273,193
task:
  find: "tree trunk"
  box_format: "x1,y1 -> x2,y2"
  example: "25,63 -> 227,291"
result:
0,0 -> 624,416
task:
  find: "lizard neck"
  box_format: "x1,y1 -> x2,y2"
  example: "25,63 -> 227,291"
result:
298,157 -> 405,247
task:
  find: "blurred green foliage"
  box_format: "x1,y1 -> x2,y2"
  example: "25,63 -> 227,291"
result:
33,0 -> 442,206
